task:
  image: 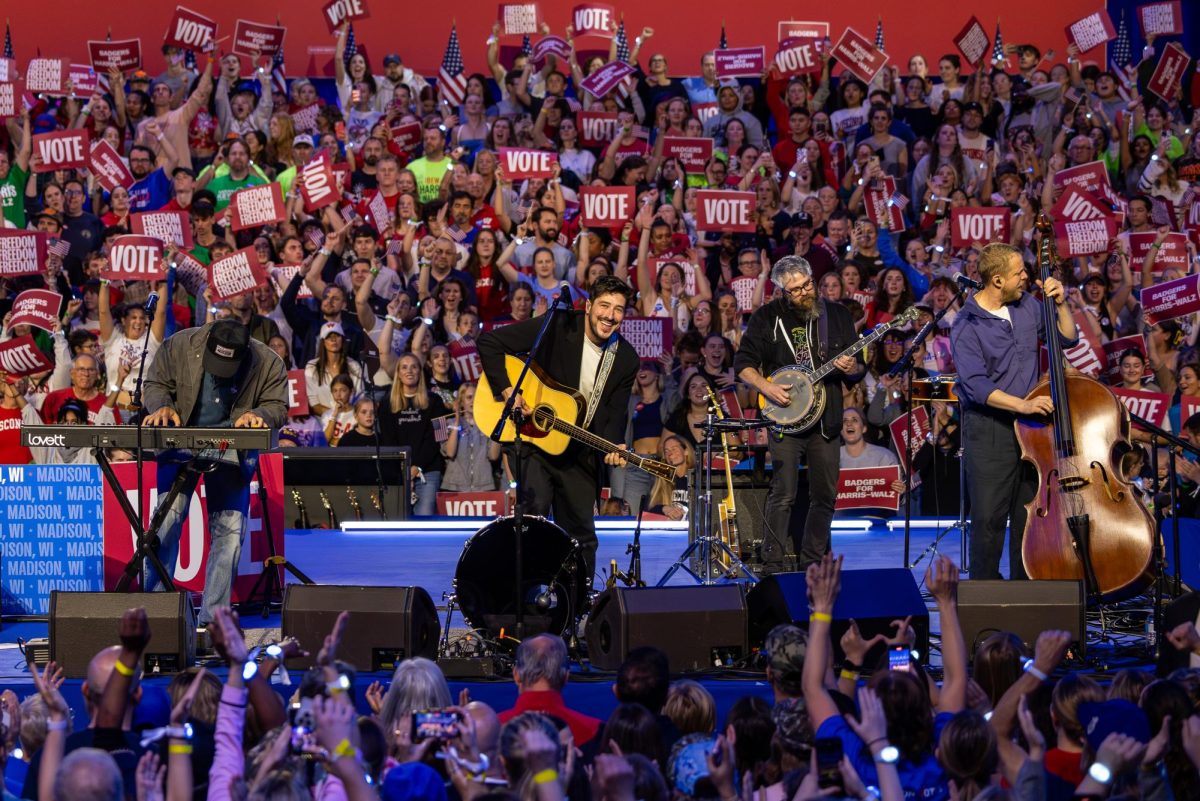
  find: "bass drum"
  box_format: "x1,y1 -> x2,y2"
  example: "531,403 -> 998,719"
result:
454,516 -> 586,639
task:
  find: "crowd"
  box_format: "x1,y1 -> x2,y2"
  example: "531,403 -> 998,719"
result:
9,554 -> 1200,801
0,15 -> 1197,518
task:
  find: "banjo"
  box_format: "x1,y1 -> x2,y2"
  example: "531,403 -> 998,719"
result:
758,307 -> 921,434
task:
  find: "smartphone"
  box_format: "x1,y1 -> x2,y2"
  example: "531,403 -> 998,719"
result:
888,645 -> 911,672
412,709 -> 461,742
351,89 -> 361,104
335,121 -> 347,141
815,737 -> 844,790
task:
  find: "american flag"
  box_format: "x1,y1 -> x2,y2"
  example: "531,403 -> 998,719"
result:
98,29 -> 112,94
719,23 -> 727,50
521,34 -> 532,57
615,20 -> 630,62
343,23 -> 357,69
3,22 -> 12,60
445,224 -> 467,243
1111,10 -> 1132,72
385,238 -> 404,256
340,204 -> 357,224
184,48 -> 196,71
47,238 -> 70,259
432,414 -> 454,443
306,227 -> 326,249
439,25 -> 468,106
271,45 -> 287,96
992,20 -> 1005,65
874,18 -> 885,52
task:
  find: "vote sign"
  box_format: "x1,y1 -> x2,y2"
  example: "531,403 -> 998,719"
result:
951,207 -> 1011,247
298,152 -> 342,213
286,370 -> 309,416
0,336 -> 53,378
101,236 -> 166,282
694,190 -> 756,233
33,130 -> 89,174
577,111 -> 620,147
775,36 -> 823,78
499,147 -> 558,180
322,0 -> 370,34
579,186 -> 635,227
164,6 -> 218,51
572,4 -> 615,37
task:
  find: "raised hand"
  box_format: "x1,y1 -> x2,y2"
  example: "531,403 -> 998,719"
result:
135,751 -> 166,801
805,553 -> 843,614
840,619 -> 884,666
316,610 -> 350,668
119,607 -> 152,653
925,555 -> 959,606
365,681 -> 386,714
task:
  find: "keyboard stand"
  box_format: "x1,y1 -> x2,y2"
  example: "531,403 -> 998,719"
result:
107,448 -> 197,593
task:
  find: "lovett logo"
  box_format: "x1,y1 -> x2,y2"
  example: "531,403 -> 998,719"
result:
215,345 -> 235,358
26,434 -> 65,448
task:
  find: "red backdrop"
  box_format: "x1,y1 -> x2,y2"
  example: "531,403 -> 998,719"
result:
4,1 -> 1105,82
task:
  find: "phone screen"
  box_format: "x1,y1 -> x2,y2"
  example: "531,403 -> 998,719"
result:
815,737 -> 844,789
888,646 -> 910,672
411,709 -> 461,742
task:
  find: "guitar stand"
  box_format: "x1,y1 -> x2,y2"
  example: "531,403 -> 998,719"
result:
243,460 -> 314,618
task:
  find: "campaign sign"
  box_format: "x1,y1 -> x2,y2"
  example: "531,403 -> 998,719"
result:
835,465 -> 901,512
0,336 -> 54,378
272,265 -> 314,300
233,20 -> 286,58
322,0 -> 370,33
1147,43 -> 1192,102
730,275 -> 758,312
1111,387 -> 1171,428
1053,160 -> 1111,196
164,6 -> 218,51
1129,232 -> 1188,271
579,186 -> 635,227
954,17 -> 990,65
88,141 -> 135,192
449,340 -> 483,381
292,103 -> 320,133
25,59 -> 67,95
33,130 -> 89,173
951,207 -> 1011,247
830,28 -> 888,84
286,369 -> 309,416
101,235 -> 166,282
650,258 -> 698,296
1139,1 -> 1183,36
499,147 -> 558,180
1054,218 -> 1117,257
68,65 -> 99,96
389,121 -> 421,150
577,111 -> 620,146
228,183 -> 286,231
1183,397 -> 1200,425
714,47 -> 766,78
579,61 -> 635,98
208,247 -> 267,299
865,177 -> 905,232
1102,335 -> 1150,383
0,465 -> 104,616
88,38 -> 142,72
532,36 -> 572,64
1050,186 -> 1112,222
1143,274 -> 1200,324
1059,311 -> 1105,378
0,230 -> 47,277
437,491 -> 508,517
0,59 -> 14,82
695,190 -> 756,233
619,317 -> 673,360
662,137 -> 713,174
775,36 -> 823,78
1065,10 -> 1116,52
572,4 -> 615,37
131,210 -> 193,250
7,290 -> 61,332
0,81 -> 19,119
364,190 -> 390,229
778,21 -> 830,41
499,3 -> 541,35
889,406 -> 931,458
298,152 -> 341,213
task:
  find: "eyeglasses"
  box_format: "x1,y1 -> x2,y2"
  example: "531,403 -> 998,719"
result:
784,281 -> 814,297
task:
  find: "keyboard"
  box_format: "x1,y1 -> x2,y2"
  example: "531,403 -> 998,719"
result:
20,425 -> 272,451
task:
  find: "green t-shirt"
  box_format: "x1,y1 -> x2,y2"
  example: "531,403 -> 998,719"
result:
207,172 -> 268,211
0,163 -> 28,228
407,156 -> 453,204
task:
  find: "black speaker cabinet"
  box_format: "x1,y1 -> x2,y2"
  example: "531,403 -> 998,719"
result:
585,585 -> 748,672
958,580 -> 1085,657
282,447 -> 410,525
282,585 -> 440,672
50,591 -> 195,678
747,569 -> 930,667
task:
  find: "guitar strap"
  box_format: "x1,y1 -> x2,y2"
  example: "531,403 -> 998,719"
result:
582,335 -> 618,430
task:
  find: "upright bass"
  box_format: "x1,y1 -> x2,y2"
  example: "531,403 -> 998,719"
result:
1016,214 -> 1156,602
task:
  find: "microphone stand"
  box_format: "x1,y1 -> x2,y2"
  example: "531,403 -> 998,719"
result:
491,285 -> 571,639
357,350 -> 387,518
130,294 -> 157,591
626,494 -> 648,587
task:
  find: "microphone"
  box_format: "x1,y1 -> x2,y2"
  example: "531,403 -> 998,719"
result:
143,292 -> 160,315
952,272 -> 983,291
555,281 -> 573,307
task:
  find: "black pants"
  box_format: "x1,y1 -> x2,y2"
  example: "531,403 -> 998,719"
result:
765,426 -> 841,569
962,409 -> 1036,580
508,443 -> 600,586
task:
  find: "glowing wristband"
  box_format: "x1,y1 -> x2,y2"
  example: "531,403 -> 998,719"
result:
333,738 -> 359,759
533,769 -> 558,785
168,743 -> 193,755
1022,659 -> 1048,682
46,719 -> 67,731
810,612 -> 832,623
114,659 -> 135,677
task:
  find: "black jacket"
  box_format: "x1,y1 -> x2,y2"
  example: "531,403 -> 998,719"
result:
733,296 -> 861,438
477,310 -> 639,447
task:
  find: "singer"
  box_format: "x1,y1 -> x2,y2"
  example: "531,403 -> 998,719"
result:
477,275 -> 639,586
141,319 -> 288,628
949,243 -> 1076,581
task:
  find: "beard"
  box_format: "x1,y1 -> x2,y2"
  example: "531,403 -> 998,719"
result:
789,293 -> 818,320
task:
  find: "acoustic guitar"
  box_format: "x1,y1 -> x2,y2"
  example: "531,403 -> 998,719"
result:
476,355 -> 676,481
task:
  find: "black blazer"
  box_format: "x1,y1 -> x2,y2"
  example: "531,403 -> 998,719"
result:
477,310 -> 640,446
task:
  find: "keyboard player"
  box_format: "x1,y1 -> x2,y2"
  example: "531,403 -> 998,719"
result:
142,319 -> 287,628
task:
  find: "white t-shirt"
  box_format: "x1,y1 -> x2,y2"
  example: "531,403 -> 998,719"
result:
579,335 -> 603,405
104,327 -> 162,392
304,359 -> 364,410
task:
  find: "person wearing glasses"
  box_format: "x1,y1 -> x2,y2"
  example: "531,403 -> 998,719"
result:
733,255 -> 863,571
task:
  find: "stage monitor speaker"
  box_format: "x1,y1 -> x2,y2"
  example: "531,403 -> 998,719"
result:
584,585 -> 748,672
958,580 -> 1085,657
282,447 -> 410,524
49,591 -> 195,678
747,569 -> 929,667
282,585 -> 440,671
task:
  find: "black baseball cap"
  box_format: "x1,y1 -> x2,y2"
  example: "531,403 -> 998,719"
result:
791,211 -> 814,228
204,320 -> 251,378
962,101 -> 984,115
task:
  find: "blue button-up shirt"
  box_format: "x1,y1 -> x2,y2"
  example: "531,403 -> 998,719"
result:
949,291 -> 1078,411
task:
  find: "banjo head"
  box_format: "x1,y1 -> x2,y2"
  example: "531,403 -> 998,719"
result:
762,367 -> 822,428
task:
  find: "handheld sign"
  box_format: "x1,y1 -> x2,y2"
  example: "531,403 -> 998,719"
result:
228,183 -> 286,231
661,137 -> 713,174
835,465 -> 902,512
0,231 -> 48,277
164,6 -> 218,51
1049,186 -> 1112,222
88,39 -> 141,72
101,235 -> 166,282
1054,218 -> 1118,257
830,28 -> 888,84
233,20 -> 286,58
951,207 -> 1011,247
499,147 -> 558,180
0,336 -> 54,378
694,190 -> 756,233
0,81 -> 21,119
572,4 -> 615,37
208,247 -> 268,300
775,36 -> 823,78
32,130 -> 90,173
25,59 -> 67,95
1139,1 -> 1183,37
88,141 -> 135,192
714,47 -> 766,78
286,369 -> 309,416
1147,42 -> 1192,103
322,0 -> 371,34
954,17 -> 990,65
7,290 -> 62,333
298,152 -> 341,213
131,211 -> 194,250
1064,10 -> 1116,52
579,61 -> 635,98
578,186 -> 635,228
577,111 -> 619,147
499,3 -> 541,35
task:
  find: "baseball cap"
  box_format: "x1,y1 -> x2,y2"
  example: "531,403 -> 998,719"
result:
34,210 -> 63,227
203,320 -> 251,378
771,696 -> 814,752
293,135 -> 314,148
1082,272 -> 1107,286
791,211 -> 814,228
381,763 -> 446,801
962,101 -> 984,115
383,53 -> 402,67
319,321 -> 346,341
1078,700 -> 1150,753
130,70 -> 151,83
764,623 -> 808,681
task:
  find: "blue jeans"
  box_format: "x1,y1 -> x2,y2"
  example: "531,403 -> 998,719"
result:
144,460 -> 251,626
412,470 -> 442,516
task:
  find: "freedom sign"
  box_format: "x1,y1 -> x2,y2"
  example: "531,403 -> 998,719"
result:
322,0 -> 370,33
954,17 -> 991,65
32,130 -> 89,173
298,152 -> 341,213
775,36 -> 823,78
25,59 -> 67,95
131,210 -> 193,250
499,147 -> 558,180
233,20 -> 286,58
0,81 -> 19,119
715,47 -> 766,78
835,465 -> 901,512
208,247 -> 268,300
618,317 -> 673,360
830,28 -> 888,84
1065,10 -> 1116,52
286,369 -> 309,416
1053,161 -> 1111,196
1143,274 -> 1200,325
101,235 -> 166,282
951,207 -> 1011,247
272,265 -> 313,300
499,3 -> 541,35
1147,42 -> 1192,102
577,111 -> 619,146
1054,218 -> 1118,257
579,186 -> 635,227
695,190 -> 756,233
0,336 -> 54,378
88,39 -> 141,72
164,6 -> 218,51
0,230 -> 47,277
1139,1 -> 1183,36
228,183 -> 286,231
579,61 -> 635,98
1050,186 -> 1112,222
1129,232 -> 1188,271
7,290 -> 61,332
572,4 -> 615,37
1111,387 -> 1171,428
662,137 -> 713,173
88,140 -> 135,192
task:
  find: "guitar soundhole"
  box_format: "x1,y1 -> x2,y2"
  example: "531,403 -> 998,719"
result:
531,405 -> 556,432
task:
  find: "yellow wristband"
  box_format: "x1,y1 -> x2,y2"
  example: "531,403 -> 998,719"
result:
168,743 -> 193,755
333,739 -> 358,759
810,612 -> 833,623
839,669 -> 859,681
113,659 -> 135,677
533,769 -> 559,785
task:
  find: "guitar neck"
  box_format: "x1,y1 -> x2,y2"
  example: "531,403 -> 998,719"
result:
810,321 -> 901,381
546,416 -> 652,471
